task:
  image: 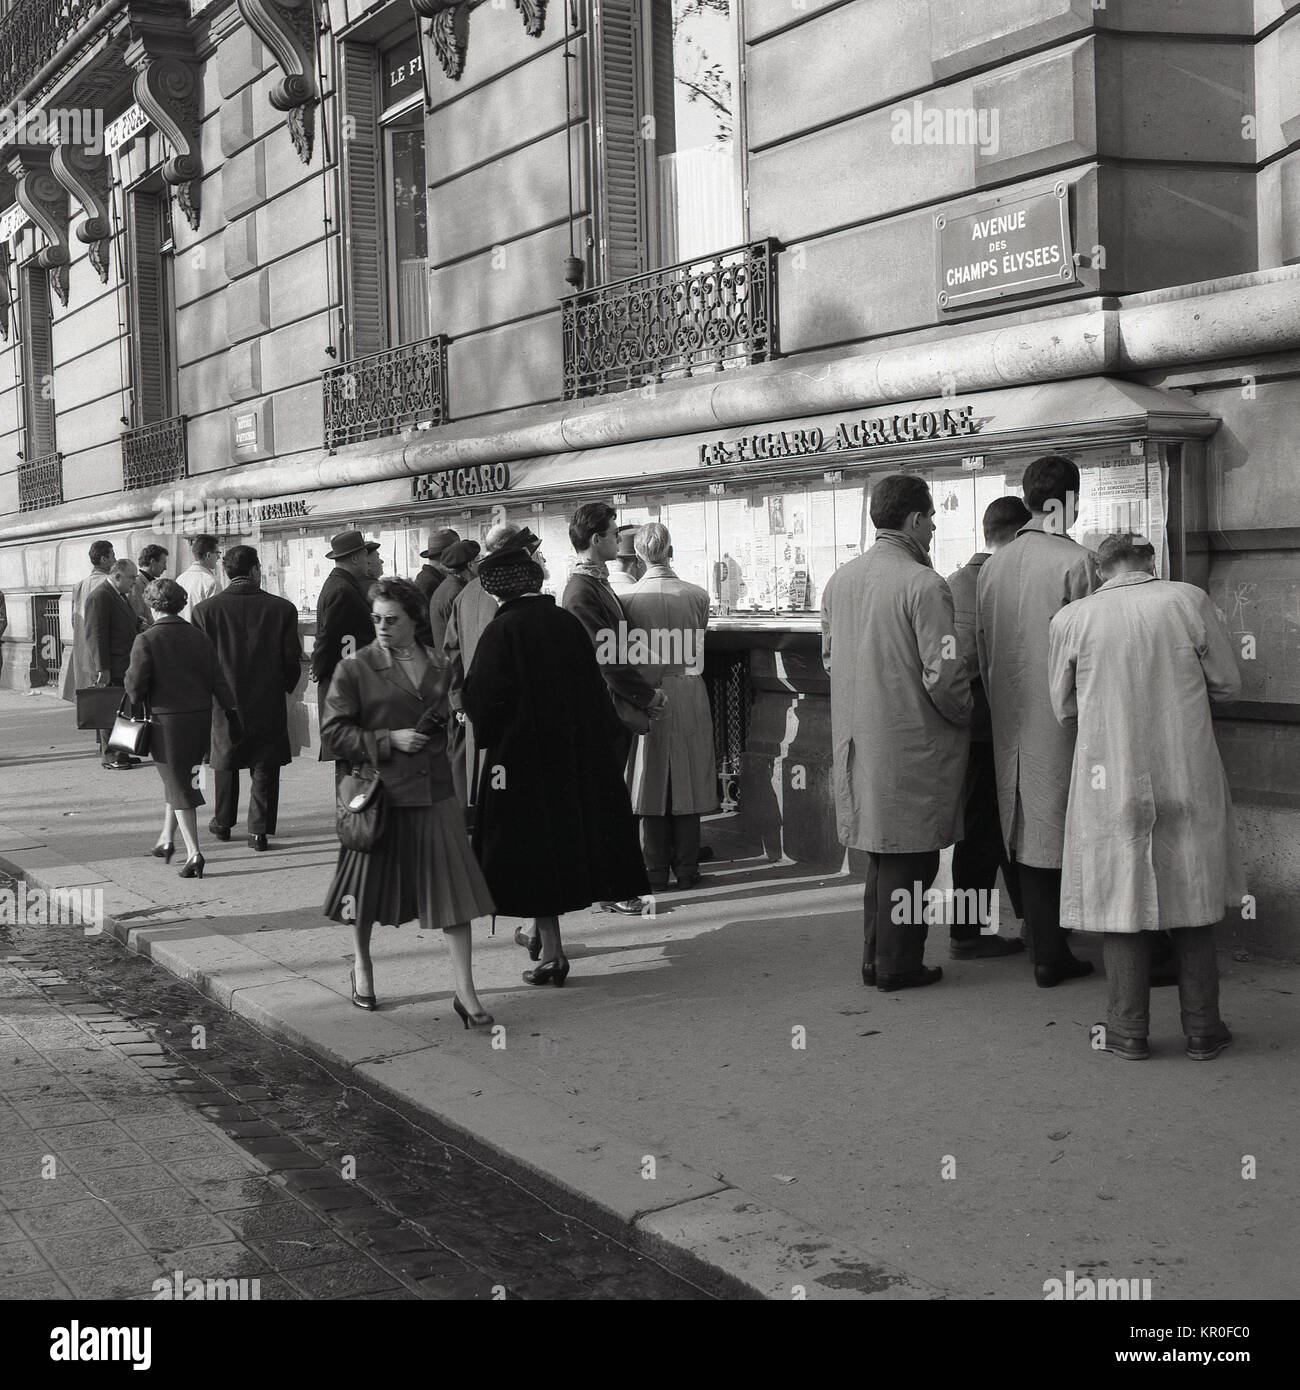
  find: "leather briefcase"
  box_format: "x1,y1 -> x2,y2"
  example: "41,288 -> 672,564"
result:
75,686 -> 126,731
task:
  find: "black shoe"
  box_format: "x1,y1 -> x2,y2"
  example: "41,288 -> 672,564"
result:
103,759 -> 135,770
453,995 -> 494,1029
600,899 -> 646,915
862,964 -> 876,987
698,847 -> 714,862
878,965 -> 943,992
148,841 -> 176,864
674,872 -> 704,890
524,955 -> 570,987
1097,1029 -> 1150,1061
1186,1024 -> 1232,1061
350,968 -> 377,1011
950,935 -> 1026,960
248,834 -> 269,852
178,853 -> 205,880
1034,957 -> 1095,988
208,821 -> 231,841
513,927 -> 542,962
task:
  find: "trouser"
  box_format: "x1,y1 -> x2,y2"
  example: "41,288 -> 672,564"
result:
951,741 -> 1023,940
863,848 -> 941,978
1015,863 -> 1072,970
640,773 -> 701,886
1103,925 -> 1221,1040
448,714 -> 468,813
214,765 -> 281,836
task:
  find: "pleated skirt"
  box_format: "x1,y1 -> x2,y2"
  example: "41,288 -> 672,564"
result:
323,796 -> 495,931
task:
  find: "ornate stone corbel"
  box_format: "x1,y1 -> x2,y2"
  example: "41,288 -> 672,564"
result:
413,0 -> 548,83
123,2 -> 204,231
235,0 -> 320,164
7,146 -> 71,307
50,146 -> 113,284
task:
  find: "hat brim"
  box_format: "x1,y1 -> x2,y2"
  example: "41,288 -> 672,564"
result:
326,544 -> 365,559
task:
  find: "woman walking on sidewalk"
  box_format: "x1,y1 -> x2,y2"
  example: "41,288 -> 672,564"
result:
464,546 -> 649,985
125,578 -> 239,879
322,577 -> 496,1026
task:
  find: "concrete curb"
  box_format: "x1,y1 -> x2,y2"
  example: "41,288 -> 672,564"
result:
0,847 -> 943,1301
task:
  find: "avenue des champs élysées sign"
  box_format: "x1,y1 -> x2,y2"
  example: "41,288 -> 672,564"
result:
936,182 -> 1077,310
697,403 -> 980,468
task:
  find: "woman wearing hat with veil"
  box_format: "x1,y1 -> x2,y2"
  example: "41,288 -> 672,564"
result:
464,545 -> 648,986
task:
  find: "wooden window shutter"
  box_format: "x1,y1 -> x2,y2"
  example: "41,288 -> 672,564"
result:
128,191 -> 166,425
592,0 -> 650,283
20,265 -> 55,458
340,41 -> 385,360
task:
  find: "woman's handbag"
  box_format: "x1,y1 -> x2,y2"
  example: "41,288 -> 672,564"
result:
105,694 -> 152,758
336,767 -> 387,852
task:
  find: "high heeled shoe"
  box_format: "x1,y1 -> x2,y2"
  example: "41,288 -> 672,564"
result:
349,968 -> 377,1011
452,995 -> 493,1029
149,841 -> 176,864
178,853 -> 205,879
513,927 -> 542,962
523,955 -> 569,988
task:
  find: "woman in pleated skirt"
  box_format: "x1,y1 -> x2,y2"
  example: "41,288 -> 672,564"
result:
321,576 -> 496,1026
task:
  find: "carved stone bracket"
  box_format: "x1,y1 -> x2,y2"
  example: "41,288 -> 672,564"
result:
236,0 -> 320,164
412,0 -> 547,84
123,2 -> 204,231
50,146 -> 113,284
7,145 -> 71,307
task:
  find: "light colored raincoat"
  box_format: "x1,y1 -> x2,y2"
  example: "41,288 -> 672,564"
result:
821,531 -> 971,853
1048,572 -> 1244,931
976,521 -> 1100,867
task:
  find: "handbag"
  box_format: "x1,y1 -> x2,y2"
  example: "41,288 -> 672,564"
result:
336,767 -> 387,852
76,686 -> 125,730
106,693 -> 153,757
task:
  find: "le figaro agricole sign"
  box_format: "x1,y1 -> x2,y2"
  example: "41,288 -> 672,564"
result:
697,403 -> 980,468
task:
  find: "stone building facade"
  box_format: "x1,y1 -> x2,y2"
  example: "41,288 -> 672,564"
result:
0,0 -> 1297,952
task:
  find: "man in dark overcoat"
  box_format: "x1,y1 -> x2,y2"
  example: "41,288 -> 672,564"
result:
84,559 -> 141,770
192,545 -> 303,850
312,530 -> 378,784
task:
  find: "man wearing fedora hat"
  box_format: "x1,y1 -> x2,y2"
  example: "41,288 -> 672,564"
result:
312,530 -> 379,784
608,524 -> 645,596
414,528 -> 461,603
428,539 -> 480,651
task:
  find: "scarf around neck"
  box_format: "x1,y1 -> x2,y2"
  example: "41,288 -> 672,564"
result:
875,528 -> 933,568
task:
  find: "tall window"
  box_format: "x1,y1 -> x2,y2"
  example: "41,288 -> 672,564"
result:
339,31 -> 431,359
593,0 -> 745,281
127,185 -> 178,424
19,263 -> 56,459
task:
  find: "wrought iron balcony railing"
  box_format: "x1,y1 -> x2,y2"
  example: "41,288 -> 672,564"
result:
322,334 -> 450,451
562,238 -> 779,400
0,0 -> 114,109
122,414 -> 188,491
17,450 -> 63,512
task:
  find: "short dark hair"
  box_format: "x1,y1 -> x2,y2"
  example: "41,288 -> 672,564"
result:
138,544 -> 168,568
1097,532 -> 1156,572
569,501 -> 617,552
223,544 -> 259,579
1021,455 -> 1080,512
869,474 -> 933,531
982,496 -> 1032,546
368,576 -> 425,625
144,577 -> 188,614
89,539 -> 114,567
191,533 -> 220,560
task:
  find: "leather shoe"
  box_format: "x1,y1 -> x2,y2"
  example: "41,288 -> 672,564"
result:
950,935 -> 1026,960
1034,957 -> 1095,988
674,872 -> 704,890
1186,1023 -> 1232,1061
208,821 -> 231,841
1098,1029 -> 1150,1061
102,760 -> 135,770
878,965 -> 942,992
600,898 -> 647,914
247,834 -> 268,852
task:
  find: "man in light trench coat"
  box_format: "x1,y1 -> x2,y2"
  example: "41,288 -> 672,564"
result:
977,455 -> 1100,987
822,474 -> 972,992
1048,532 -> 1242,1061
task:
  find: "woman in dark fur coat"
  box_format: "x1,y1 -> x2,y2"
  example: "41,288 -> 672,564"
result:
464,546 -> 649,987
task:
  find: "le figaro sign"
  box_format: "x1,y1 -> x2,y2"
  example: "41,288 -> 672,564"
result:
697,403 -> 980,468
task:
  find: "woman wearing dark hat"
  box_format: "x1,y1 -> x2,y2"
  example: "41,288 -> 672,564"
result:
125,577 -> 240,878
464,546 -> 649,985
322,576 -> 496,1025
